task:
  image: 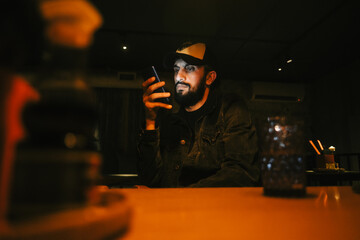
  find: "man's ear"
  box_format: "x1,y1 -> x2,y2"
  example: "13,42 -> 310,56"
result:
205,71 -> 217,86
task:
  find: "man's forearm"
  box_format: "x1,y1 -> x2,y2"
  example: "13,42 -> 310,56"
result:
188,158 -> 260,187
145,119 -> 156,130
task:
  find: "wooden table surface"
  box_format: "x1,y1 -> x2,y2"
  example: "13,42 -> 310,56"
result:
116,186 -> 360,240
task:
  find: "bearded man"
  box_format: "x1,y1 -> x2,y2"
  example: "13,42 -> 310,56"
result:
137,42 -> 259,187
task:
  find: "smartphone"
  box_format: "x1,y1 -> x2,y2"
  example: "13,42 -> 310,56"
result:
142,66 -> 170,104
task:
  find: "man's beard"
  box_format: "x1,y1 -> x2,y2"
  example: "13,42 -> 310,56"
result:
174,75 -> 206,107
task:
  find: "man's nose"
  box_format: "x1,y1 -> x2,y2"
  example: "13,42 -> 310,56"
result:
175,68 -> 186,82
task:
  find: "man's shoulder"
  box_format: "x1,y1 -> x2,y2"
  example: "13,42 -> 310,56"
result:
217,92 -> 253,125
219,92 -> 248,113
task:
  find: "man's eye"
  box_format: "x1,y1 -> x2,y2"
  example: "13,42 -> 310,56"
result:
185,66 -> 196,72
174,67 -> 179,72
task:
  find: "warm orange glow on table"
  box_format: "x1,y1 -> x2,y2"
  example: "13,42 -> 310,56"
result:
117,186 -> 360,240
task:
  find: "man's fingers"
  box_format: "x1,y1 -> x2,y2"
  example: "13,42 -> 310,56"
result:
142,77 -> 156,89
144,92 -> 172,109
143,79 -> 171,110
158,103 -> 173,109
143,78 -> 166,93
148,81 -> 165,93
148,92 -> 170,101
145,101 -> 172,110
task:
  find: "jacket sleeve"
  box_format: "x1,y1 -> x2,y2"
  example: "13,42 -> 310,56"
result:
189,99 -> 260,187
136,129 -> 163,187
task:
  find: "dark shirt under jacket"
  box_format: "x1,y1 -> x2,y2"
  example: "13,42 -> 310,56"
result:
137,90 -> 260,187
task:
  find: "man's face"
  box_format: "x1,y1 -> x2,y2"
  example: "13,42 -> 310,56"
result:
173,58 -> 206,107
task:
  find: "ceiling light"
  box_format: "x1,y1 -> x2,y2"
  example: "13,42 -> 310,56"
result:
278,68 -> 282,71
122,45 -> 127,50
286,59 -> 293,64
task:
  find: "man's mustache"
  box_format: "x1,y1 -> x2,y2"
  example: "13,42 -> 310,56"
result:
175,82 -> 190,88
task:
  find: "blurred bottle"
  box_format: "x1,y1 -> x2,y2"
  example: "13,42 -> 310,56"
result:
9,47 -> 100,221
8,0 -> 103,220
260,116 -> 306,197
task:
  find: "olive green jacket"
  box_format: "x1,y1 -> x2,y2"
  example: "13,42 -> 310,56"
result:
137,91 -> 260,187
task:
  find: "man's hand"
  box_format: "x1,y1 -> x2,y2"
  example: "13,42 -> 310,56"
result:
142,77 -> 172,130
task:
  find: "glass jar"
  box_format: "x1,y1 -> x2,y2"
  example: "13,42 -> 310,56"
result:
259,116 -> 306,197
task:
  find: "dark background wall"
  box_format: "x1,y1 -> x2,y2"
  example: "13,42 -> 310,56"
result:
94,88 -> 143,174
309,60 -> 359,154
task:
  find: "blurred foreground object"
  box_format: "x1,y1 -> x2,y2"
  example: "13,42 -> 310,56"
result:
0,75 -> 40,229
260,116 -> 306,197
39,0 -> 102,48
1,186 -> 131,240
0,0 -> 43,229
1,1 -> 131,239
9,0 -> 103,221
